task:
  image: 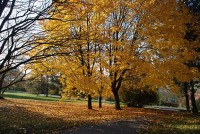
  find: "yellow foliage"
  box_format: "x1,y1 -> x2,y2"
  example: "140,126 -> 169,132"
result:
28,0 -> 199,99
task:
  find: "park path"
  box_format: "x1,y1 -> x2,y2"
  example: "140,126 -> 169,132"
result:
61,107 -> 183,134
61,119 -> 147,134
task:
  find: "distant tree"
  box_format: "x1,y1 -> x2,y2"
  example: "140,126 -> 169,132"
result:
48,75 -> 62,95
184,0 -> 200,113
25,75 -> 61,96
0,68 -> 26,98
26,80 -> 42,95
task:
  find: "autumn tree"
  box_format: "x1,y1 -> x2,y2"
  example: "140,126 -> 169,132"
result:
33,0 -> 199,110
36,0 -> 112,109
181,0 -> 200,113
139,0 -> 199,90
95,0 -> 198,110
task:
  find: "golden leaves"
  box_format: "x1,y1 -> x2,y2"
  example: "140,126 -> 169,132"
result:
28,0 -> 200,101
1,99 -> 200,133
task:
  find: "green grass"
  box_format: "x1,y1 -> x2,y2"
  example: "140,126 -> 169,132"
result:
3,91 -> 117,104
4,91 -> 60,102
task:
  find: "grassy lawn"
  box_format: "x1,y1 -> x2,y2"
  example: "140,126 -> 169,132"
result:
4,91 -> 116,104
0,92 -> 199,134
4,91 -> 60,102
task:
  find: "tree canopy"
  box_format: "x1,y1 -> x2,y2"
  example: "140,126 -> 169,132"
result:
29,0 -> 200,109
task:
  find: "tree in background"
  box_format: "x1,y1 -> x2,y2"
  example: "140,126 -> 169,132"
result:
0,68 -> 26,98
25,75 -> 61,96
183,0 -> 200,113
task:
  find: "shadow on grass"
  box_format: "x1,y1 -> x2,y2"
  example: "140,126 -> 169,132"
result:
0,101 -> 71,134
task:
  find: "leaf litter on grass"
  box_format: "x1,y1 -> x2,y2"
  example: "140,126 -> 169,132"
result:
0,98 -> 200,134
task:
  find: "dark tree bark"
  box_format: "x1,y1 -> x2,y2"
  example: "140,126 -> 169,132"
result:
45,76 -> 49,97
98,61 -> 104,108
0,95 -> 4,99
88,94 -> 92,109
0,71 -> 7,99
110,71 -> 125,110
99,95 -> 102,108
190,80 -> 198,113
45,88 -> 49,97
0,87 -> 4,100
184,82 -> 190,112
112,90 -> 121,110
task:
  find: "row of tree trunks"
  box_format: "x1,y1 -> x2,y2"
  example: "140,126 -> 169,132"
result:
88,94 -> 103,109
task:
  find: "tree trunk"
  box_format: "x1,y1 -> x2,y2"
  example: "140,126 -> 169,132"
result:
88,94 -> 92,109
190,80 -> 198,113
0,92 -> 4,100
185,92 -> 190,112
0,72 -> 6,100
184,82 -> 190,112
45,89 -> 48,97
99,95 -> 102,108
45,83 -> 49,97
113,90 -> 121,110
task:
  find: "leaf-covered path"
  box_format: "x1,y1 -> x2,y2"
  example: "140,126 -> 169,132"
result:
62,120 -> 140,134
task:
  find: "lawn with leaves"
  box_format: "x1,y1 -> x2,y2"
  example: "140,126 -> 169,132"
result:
0,99 -> 199,134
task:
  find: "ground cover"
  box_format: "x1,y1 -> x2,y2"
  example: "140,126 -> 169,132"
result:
0,98 -> 199,134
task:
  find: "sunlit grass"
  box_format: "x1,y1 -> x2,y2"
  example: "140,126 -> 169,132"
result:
173,124 -> 200,130
4,92 -> 60,101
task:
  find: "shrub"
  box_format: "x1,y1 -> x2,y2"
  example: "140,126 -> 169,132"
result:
121,87 -> 159,108
105,96 -> 115,102
159,101 -> 179,107
49,89 -> 59,95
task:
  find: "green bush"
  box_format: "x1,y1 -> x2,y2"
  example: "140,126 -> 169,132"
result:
49,89 -> 59,95
105,96 -> 115,102
159,101 -> 179,107
121,88 -> 159,108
